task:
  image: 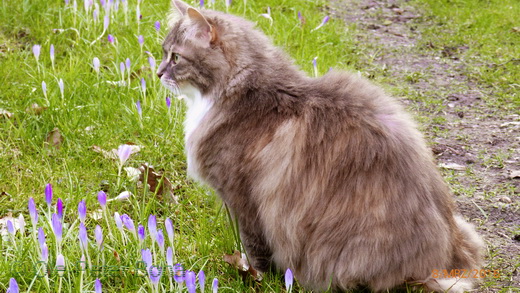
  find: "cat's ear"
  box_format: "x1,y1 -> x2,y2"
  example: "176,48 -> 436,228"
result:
186,7 -> 217,46
168,0 -> 190,27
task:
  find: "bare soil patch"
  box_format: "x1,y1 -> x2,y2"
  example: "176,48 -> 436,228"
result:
330,0 -> 519,291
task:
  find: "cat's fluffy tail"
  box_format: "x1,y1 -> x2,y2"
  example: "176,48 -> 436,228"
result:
424,216 -> 485,293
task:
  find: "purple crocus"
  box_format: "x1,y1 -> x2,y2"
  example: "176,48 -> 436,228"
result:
148,56 -> 156,72
312,15 -> 330,31
6,220 -> 15,235
95,225 -> 103,250
18,214 -> 25,235
57,198 -> 63,218
33,45 -> 41,61
121,214 -> 136,234
166,97 -> 171,108
149,265 -> 162,285
28,197 -> 38,226
154,21 -> 160,31
45,183 -> 53,207
125,58 -> 131,71
166,247 -> 173,267
174,263 -> 184,283
298,11 -> 303,24
148,214 -> 157,242
198,270 -> 206,292
156,229 -> 164,252
225,0 -> 231,8
165,218 -> 174,246
97,191 -> 107,209
50,44 -> 55,64
117,144 -> 133,166
58,79 -> 64,97
56,254 -> 65,277
119,62 -> 125,77
138,35 -> 144,45
141,78 -> 146,94
107,34 -> 114,43
212,278 -> 218,293
93,57 -> 100,73
93,7 -> 99,22
199,0 -> 204,9
285,268 -> 293,291
52,213 -> 62,243
114,212 -> 123,232
41,243 -> 49,262
95,278 -> 102,293
42,81 -> 47,97
78,200 -> 87,223
136,100 -> 142,116
79,222 -> 88,251
138,224 -> 146,243
185,271 -> 196,293
38,227 -> 46,247
141,248 -> 152,268
7,278 -> 19,293
103,15 -> 109,30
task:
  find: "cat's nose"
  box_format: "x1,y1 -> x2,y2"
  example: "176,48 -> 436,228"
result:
157,71 -> 164,79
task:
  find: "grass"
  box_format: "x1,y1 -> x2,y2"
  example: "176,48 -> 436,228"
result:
1,0 -> 519,292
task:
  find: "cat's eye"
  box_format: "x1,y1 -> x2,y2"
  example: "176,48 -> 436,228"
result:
172,53 -> 181,64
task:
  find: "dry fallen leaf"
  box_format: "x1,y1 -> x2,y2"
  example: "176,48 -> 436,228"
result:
26,103 -> 47,115
45,128 -> 64,149
138,163 -> 179,203
439,162 -> 466,171
0,108 -> 13,119
223,250 -> 263,281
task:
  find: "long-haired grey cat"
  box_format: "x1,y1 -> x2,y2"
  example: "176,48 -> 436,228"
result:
157,1 -> 484,291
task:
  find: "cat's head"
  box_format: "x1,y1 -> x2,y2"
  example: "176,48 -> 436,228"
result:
157,0 -> 275,99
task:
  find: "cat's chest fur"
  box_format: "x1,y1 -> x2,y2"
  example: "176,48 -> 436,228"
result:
179,84 -> 213,182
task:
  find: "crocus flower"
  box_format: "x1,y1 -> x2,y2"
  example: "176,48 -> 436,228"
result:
119,62 -> 125,77
117,144 -> 133,166
199,0 -> 204,9
125,58 -> 131,71
33,45 -> 41,61
42,81 -> 47,98
312,15 -> 330,31
93,7 -> 99,22
198,270 -> 205,292
138,35 -> 144,45
212,278 -> 218,293
50,44 -> 55,64
138,224 -> 145,243
148,56 -> 156,72
57,198 -> 64,218
7,278 -> 19,293
154,21 -> 160,31
114,212 -> 123,232
136,100 -> 142,116
285,268 -> 293,291
298,11 -> 303,24
38,227 -> 46,247
7,220 -> 15,235
149,265 -> 162,285
260,7 -> 272,22
121,214 -> 136,234
100,0 -> 105,8
28,197 -> 38,226
56,254 -> 65,277
41,243 -> 49,262
107,34 -> 114,43
93,57 -> 100,73
166,97 -> 171,108
95,278 -> 102,293
78,200 -> 87,223
79,222 -> 88,251
156,229 -> 164,253
165,218 -> 174,246
45,183 -> 52,207
65,0 -> 69,4
52,213 -> 62,243
312,57 -> 318,77
166,247 -> 173,267
58,79 -> 64,97
97,191 -> 106,209
94,225 -> 103,250
185,271 -> 196,293
141,248 -> 152,268
225,0 -> 231,9
174,263 -> 184,283
110,191 -> 131,201
103,15 -> 109,30
18,214 -> 25,235
148,214 -> 157,242
141,78 -> 146,94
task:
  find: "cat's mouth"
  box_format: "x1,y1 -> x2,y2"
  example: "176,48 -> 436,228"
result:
160,77 -> 181,96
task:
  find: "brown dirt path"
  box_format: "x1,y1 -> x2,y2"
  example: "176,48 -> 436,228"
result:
329,0 -> 520,291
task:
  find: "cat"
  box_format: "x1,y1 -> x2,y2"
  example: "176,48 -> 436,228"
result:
157,1 -> 484,292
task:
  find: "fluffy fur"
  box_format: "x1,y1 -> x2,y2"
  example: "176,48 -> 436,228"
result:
157,1 -> 484,291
